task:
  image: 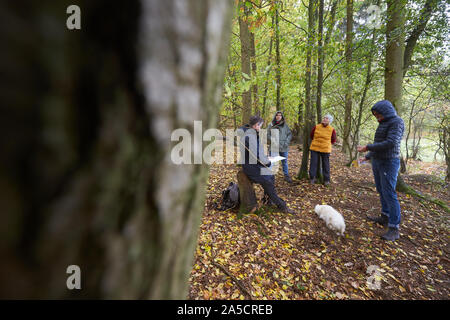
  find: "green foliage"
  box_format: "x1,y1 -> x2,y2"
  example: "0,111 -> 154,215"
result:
221,0 -> 449,167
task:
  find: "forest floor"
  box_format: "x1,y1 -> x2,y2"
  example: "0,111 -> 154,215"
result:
189,144 -> 449,300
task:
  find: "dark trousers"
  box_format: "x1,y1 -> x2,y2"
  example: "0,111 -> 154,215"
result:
309,150 -> 330,182
246,173 -> 287,210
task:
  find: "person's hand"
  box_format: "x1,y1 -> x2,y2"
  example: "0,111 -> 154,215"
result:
359,157 -> 368,164
357,145 -> 368,152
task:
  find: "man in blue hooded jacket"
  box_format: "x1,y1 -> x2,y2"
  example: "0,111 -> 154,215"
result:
358,100 -> 405,241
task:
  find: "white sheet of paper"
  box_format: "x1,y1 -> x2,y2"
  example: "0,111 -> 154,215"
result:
268,156 -> 286,163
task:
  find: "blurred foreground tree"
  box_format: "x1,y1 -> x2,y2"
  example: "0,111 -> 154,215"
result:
0,0 -> 232,299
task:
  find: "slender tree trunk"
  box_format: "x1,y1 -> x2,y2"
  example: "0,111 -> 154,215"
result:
239,0 -> 252,124
275,1 -> 282,111
250,32 -> 259,115
403,0 -> 439,76
443,116 -> 450,181
262,32 -> 274,120
228,65 -> 239,130
316,0 -> 324,123
342,0 -> 353,157
298,0 -> 316,179
297,100 -> 304,146
0,0 -> 232,299
351,28 -> 377,164
324,0 -> 340,47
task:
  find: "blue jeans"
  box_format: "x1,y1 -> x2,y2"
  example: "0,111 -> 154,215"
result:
279,151 -> 289,176
371,158 -> 401,229
269,150 -> 290,176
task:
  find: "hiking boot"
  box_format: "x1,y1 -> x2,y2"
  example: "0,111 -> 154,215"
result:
381,227 -> 400,241
284,175 -> 293,183
367,214 -> 389,227
324,181 -> 330,186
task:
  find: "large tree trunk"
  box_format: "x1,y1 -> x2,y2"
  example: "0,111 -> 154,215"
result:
237,171 -> 257,215
0,0 -> 232,299
239,0 -> 253,124
385,0 -> 406,112
384,0 -> 407,190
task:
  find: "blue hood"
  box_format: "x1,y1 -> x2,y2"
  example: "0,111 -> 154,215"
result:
239,124 -> 251,133
371,100 -> 397,120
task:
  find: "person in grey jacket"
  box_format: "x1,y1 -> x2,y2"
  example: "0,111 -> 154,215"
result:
358,100 -> 405,241
267,111 -> 293,183
238,115 -> 294,214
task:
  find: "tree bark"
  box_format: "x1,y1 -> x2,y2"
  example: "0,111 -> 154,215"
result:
0,0 -> 232,299
239,0 -> 252,124
385,0 -> 406,112
262,31 -> 274,120
275,1 -> 282,111
237,170 -> 257,215
298,0 -> 316,179
316,0 -> 325,123
324,0 -> 340,47
342,0 -> 353,157
250,32 -> 259,116
350,28 -> 377,164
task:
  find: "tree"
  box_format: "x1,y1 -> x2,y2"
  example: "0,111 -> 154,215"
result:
262,17 -> 274,120
385,0 -> 406,112
239,0 -> 253,124
403,0 -> 440,76
342,0 -> 353,157
315,0 -> 324,122
0,0 -> 232,299
275,0 -> 282,110
298,0 -> 316,179
250,32 -> 260,115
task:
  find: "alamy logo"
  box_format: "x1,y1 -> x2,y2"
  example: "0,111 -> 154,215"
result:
170,121 -> 282,175
66,5 -> 81,30
366,265 -> 382,290
66,265 -> 81,290
365,4 -> 385,30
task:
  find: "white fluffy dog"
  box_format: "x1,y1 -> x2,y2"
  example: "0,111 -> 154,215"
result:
315,204 -> 346,236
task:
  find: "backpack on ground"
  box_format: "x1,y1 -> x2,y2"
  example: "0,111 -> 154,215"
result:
215,182 -> 240,211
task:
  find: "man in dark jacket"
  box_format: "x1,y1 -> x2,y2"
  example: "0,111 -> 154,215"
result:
238,115 -> 294,214
267,111 -> 293,183
358,100 -> 405,241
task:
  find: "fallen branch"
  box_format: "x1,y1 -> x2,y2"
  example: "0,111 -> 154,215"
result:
355,185 -> 377,192
212,261 -> 253,300
397,180 -> 450,214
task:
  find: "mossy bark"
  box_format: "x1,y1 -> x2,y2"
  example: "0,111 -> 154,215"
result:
0,0 -> 233,299
237,170 -> 257,217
